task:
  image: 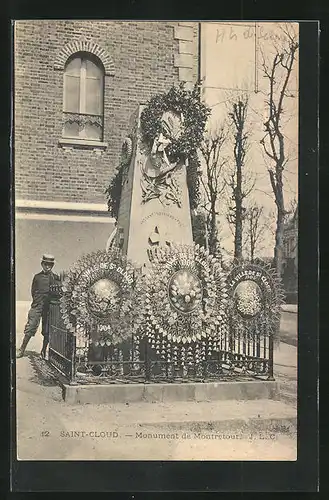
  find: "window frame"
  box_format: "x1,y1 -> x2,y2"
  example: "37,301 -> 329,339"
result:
62,52 -> 105,143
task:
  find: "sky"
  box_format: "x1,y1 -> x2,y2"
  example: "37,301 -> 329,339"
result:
200,22 -> 299,259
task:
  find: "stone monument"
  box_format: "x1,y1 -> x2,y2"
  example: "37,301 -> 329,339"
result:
114,106 -> 193,268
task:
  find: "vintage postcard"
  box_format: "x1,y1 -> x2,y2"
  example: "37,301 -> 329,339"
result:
13,20 -> 301,463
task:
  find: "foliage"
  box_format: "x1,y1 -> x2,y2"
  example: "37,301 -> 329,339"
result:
105,83 -> 210,219
282,258 -> 297,295
186,150 -> 202,211
105,164 -> 123,219
106,136 -> 134,219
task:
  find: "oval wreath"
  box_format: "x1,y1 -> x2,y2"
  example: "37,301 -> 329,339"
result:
226,259 -> 284,339
134,243 -> 228,352
60,249 -> 136,349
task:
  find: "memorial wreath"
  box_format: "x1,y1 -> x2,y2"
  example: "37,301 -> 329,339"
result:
133,243 -> 229,363
60,249 -> 136,350
140,83 -> 211,211
106,83 -> 211,219
226,259 -> 284,339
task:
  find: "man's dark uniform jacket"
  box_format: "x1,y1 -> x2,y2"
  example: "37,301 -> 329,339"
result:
30,270 -> 60,305
23,270 -> 60,339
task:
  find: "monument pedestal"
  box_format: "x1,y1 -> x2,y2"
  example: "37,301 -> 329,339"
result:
62,380 -> 280,404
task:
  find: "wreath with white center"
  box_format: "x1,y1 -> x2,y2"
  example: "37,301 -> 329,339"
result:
60,249 -> 136,348
226,259 -> 284,337
134,243 -> 228,345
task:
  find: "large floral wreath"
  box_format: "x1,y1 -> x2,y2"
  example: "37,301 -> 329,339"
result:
106,83 -> 211,220
226,259 -> 284,338
60,249 -> 136,349
140,83 -> 210,161
140,83 -> 210,212
134,243 -> 228,354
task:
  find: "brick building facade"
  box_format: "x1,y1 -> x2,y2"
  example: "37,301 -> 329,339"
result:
14,20 -> 199,301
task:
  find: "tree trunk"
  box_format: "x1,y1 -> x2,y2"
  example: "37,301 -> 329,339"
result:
208,206 -> 218,255
250,218 -> 255,262
234,197 -> 243,260
231,99 -> 247,261
274,208 -> 285,278
273,207 -> 284,345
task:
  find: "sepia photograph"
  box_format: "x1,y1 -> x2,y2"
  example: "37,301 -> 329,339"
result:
14,20 -> 299,462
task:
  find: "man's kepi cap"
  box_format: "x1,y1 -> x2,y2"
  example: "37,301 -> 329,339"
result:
41,254 -> 55,264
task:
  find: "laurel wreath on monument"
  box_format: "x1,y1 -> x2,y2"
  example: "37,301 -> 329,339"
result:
226,259 -> 284,339
140,83 -> 210,159
140,83 -> 210,211
106,84 -> 210,219
133,243 -> 228,352
60,249 -> 136,349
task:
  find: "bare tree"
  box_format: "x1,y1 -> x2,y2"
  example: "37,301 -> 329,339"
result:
285,196 -> 298,222
199,126 -> 228,255
225,94 -> 254,260
244,202 -> 266,262
260,24 -> 299,277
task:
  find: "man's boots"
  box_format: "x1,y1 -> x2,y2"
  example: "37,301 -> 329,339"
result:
40,338 -> 49,359
16,335 -> 31,358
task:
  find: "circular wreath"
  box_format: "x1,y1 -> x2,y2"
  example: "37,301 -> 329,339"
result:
106,84 -> 210,219
140,83 -> 210,159
140,83 -> 211,210
134,243 -> 228,346
226,259 -> 284,338
60,249 -> 136,347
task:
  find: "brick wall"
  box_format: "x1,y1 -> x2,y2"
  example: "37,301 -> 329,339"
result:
14,20 -> 199,205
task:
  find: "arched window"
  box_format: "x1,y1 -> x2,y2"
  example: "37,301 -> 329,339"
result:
63,53 -> 104,141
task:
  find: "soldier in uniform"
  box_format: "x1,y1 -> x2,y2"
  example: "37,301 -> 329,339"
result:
16,254 -> 60,359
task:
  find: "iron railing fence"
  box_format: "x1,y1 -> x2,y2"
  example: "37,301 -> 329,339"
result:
48,298 -> 76,380
48,296 -> 274,385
